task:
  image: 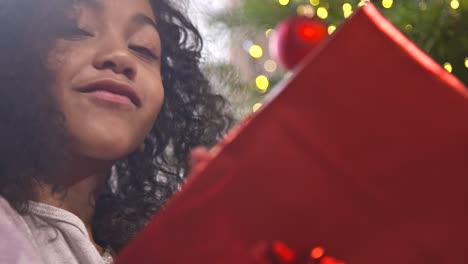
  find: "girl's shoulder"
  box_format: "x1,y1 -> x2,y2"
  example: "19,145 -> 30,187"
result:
0,196 -> 44,264
0,196 -> 22,223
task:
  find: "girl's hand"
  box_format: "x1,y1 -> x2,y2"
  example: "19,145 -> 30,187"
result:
188,146 -> 210,168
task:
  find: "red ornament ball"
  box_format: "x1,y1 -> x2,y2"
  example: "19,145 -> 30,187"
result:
270,16 -> 328,70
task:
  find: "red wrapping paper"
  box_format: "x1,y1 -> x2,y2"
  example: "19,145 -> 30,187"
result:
117,3 -> 468,263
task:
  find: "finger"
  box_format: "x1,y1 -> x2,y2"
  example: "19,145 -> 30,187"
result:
189,146 -> 209,167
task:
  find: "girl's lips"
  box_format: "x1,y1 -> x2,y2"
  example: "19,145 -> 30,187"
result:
76,79 -> 142,107
86,90 -> 134,106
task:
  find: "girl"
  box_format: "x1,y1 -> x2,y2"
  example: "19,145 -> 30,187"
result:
0,0 -> 232,263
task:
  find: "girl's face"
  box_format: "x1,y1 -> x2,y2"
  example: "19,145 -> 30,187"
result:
47,0 -> 163,161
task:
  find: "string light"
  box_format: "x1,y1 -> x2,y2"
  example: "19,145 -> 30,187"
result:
256,75 -> 269,93
272,241 -> 295,262
264,60 -> 278,72
249,45 -> 263,58
297,5 -> 315,17
464,57 -> 468,68
316,7 -> 328,19
252,103 -> 263,112
278,0 -> 289,6
443,62 -> 453,73
310,0 -> 320,6
342,3 -> 352,12
419,1 -> 427,10
321,256 -> 345,264
328,25 -> 337,34
310,247 -> 325,259
342,3 -> 353,18
382,0 -> 393,8
450,0 -> 460,9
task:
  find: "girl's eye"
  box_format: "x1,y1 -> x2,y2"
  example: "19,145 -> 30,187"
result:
130,45 -> 159,61
63,27 -> 94,40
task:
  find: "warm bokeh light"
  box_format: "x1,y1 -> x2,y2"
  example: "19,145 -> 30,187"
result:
249,45 -> 263,58
320,256 -> 346,264
358,1 -> 366,7
272,241 -> 295,262
317,7 -> 328,19
264,60 -> 278,72
342,3 -> 352,12
450,0 -> 460,9
344,10 -> 353,18
297,4 -> 315,17
256,75 -> 269,92
443,62 -> 453,73
328,25 -> 337,34
464,57 -> 468,68
310,0 -> 320,6
252,103 -> 263,112
342,3 -> 353,18
278,0 -> 290,6
382,0 -> 393,8
310,246 -> 325,259
265,29 -> 273,38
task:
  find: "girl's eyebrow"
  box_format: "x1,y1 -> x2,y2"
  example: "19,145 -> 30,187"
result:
132,13 -> 158,31
77,0 -> 158,30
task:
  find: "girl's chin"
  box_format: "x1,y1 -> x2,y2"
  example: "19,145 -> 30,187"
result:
72,140 -> 140,162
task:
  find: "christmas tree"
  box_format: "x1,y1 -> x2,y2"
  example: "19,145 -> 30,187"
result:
210,0 -> 467,116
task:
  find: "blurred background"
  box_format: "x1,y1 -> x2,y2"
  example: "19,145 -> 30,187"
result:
188,0 -> 468,119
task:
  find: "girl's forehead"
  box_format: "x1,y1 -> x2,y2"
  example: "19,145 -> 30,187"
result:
75,0 -> 156,21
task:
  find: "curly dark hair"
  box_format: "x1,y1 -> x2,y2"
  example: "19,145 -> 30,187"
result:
0,0 -> 233,253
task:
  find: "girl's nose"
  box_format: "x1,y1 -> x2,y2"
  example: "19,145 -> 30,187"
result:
93,42 -> 137,80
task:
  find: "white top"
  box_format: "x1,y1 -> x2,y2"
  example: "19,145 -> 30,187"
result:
0,196 -> 113,264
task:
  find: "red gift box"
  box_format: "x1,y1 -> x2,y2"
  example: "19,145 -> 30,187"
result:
117,3 -> 468,263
